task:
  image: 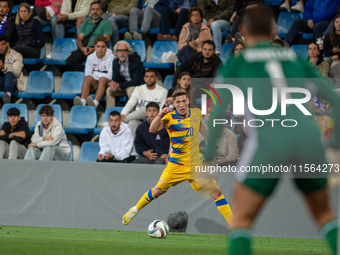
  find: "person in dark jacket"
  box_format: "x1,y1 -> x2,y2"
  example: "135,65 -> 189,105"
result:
12,3 -> 45,58
106,40 -> 145,107
0,107 -> 31,159
132,102 -> 170,164
157,0 -> 197,42
172,39 -> 221,88
0,0 -> 15,44
323,14 -> 340,66
284,0 -> 340,46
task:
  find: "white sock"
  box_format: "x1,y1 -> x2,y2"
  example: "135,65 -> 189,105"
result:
133,206 -> 139,213
94,100 -> 99,108
81,99 -> 86,106
6,92 -> 11,97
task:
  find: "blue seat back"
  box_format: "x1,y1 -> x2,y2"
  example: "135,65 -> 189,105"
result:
51,38 -> 77,59
40,46 -> 46,59
103,107 -> 124,123
220,43 -> 234,65
163,75 -> 174,91
67,141 -> 73,161
33,104 -> 63,128
67,106 -> 97,129
276,12 -> 303,38
0,103 -> 28,126
291,45 -> 308,59
26,71 -> 54,93
150,41 -> 178,63
125,40 -> 146,62
78,142 -> 100,162
59,72 -> 85,93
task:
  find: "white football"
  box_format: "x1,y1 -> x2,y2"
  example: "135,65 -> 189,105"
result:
147,219 -> 169,239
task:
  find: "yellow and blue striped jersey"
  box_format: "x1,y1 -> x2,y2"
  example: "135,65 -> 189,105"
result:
162,108 -> 202,166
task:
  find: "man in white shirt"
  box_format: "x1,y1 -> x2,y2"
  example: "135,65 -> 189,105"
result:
120,68 -> 168,138
97,110 -> 138,163
24,105 -> 71,161
74,36 -> 114,108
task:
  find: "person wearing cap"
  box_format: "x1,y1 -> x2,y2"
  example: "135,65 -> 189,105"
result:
24,105 -> 71,161
0,107 -> 31,159
0,34 -> 24,104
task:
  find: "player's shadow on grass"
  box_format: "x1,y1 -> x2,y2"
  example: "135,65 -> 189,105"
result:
195,218 -> 229,234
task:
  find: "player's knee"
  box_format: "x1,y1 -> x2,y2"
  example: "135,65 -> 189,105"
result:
153,187 -> 165,198
212,187 -> 223,198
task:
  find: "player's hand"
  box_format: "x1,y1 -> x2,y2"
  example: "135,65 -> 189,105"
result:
43,136 -> 54,141
307,19 -> 314,29
144,149 -> 158,160
159,107 -> 171,117
0,130 -> 5,136
104,152 -> 114,160
97,154 -> 104,161
28,143 -> 37,148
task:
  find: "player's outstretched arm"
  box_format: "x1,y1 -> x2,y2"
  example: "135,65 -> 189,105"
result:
149,107 -> 171,133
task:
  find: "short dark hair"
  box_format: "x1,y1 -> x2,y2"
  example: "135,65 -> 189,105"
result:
90,1 -> 101,9
0,34 -> 9,43
172,89 -> 188,100
243,4 -> 274,36
146,102 -> 160,111
145,68 -> 157,76
202,40 -> 215,50
0,0 -> 9,7
109,111 -> 120,118
39,105 -> 54,116
188,7 -> 203,19
93,36 -> 109,46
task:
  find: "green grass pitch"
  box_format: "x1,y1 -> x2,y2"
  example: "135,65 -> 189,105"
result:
0,225 -> 332,255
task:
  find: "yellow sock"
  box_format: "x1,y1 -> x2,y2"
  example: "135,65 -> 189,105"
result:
215,195 -> 233,226
136,188 -> 156,211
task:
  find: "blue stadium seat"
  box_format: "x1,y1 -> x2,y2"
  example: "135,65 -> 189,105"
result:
163,75 -> 173,91
67,141 -> 73,161
119,27 -> 129,34
12,4 -> 33,13
144,41 -> 178,69
220,43 -> 234,65
43,38 -> 77,65
18,71 -> 54,99
136,28 -> 175,35
265,0 -> 284,5
125,40 -> 146,62
0,92 -> 17,98
291,45 -> 308,59
0,103 -> 28,126
78,142 -> 100,162
23,46 -> 46,65
276,12 -> 303,38
302,33 -> 314,39
64,106 -> 97,134
94,106 -> 123,135
221,30 -> 231,37
51,72 -> 85,99
29,104 -> 63,132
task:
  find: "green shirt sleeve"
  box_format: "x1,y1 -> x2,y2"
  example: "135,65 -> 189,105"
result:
79,21 -> 86,34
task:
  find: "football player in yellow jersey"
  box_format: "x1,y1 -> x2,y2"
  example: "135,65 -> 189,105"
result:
122,89 -> 233,226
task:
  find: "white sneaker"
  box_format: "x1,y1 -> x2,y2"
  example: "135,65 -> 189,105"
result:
279,1 -> 290,12
291,2 -> 304,13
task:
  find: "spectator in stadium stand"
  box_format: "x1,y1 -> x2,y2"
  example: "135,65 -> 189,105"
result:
164,71 -> 190,107
123,0 -> 170,41
100,0 -> 138,46
284,0 -> 340,46
0,34 -> 23,104
24,105 -> 71,161
171,40 -> 221,88
177,7 -> 212,63
307,42 -> 329,78
279,0 -> 304,13
106,40 -> 145,108
0,107 -> 31,159
323,14 -> 340,67
48,0 -> 92,40
230,41 -> 244,57
156,0 -> 197,42
66,2 -> 112,72
197,0 -> 235,55
132,102 -> 170,164
73,36 -> 114,108
236,116 -> 248,156
120,68 -> 167,139
225,0 -> 263,44
33,0 -> 63,24
0,0 -> 14,44
97,110 -> 138,163
12,3 -> 45,58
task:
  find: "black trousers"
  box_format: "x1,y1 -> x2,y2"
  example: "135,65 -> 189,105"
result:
13,45 -> 41,58
66,48 -> 91,71
96,155 -> 137,163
